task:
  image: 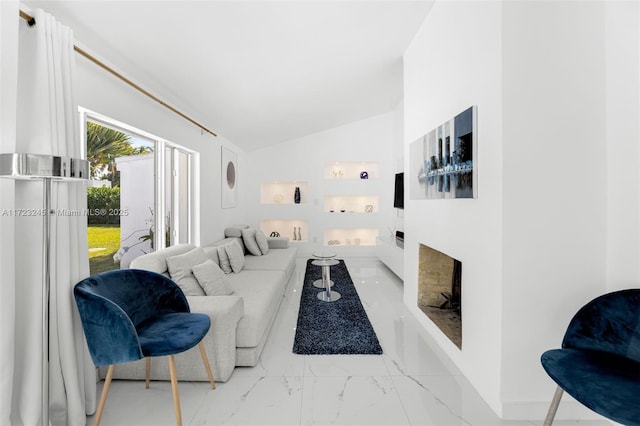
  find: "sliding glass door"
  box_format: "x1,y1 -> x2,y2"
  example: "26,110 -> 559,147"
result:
82,109 -> 197,274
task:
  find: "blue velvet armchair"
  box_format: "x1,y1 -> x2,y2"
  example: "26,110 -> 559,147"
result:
74,269 -> 216,426
540,288 -> 640,425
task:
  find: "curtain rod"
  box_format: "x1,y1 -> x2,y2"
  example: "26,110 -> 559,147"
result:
18,9 -> 218,138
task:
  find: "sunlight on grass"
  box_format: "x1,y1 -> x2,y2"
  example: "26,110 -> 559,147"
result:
88,225 -> 120,274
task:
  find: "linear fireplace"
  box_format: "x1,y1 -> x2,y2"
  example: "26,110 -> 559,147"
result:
417,243 -> 462,349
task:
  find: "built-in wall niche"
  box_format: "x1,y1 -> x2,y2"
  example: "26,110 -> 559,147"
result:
417,243 -> 462,349
324,195 -> 379,213
260,219 -> 308,242
324,228 -> 378,247
324,161 -> 379,180
260,181 -> 308,204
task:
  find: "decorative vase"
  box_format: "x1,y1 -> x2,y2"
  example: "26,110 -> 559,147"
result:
360,171 -> 368,179
297,226 -> 302,241
293,226 -> 298,241
294,186 -> 300,204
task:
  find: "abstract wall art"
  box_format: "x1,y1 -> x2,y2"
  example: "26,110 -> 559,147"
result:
409,106 -> 477,200
221,146 -> 238,208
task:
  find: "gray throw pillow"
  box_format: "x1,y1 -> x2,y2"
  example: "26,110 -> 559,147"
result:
225,239 -> 245,273
217,244 -> 233,274
192,260 -> 234,296
166,247 -> 207,296
255,230 -> 269,255
242,228 -> 262,256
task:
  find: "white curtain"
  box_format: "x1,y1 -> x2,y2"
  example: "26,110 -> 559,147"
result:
1,7 -> 96,425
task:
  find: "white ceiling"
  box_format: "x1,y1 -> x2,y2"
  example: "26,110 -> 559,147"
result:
23,1 -> 434,151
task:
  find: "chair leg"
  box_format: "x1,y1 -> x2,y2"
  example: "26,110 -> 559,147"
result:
543,386 -> 564,426
168,355 -> 183,426
198,342 -> 216,389
145,358 -> 151,389
93,365 -> 115,426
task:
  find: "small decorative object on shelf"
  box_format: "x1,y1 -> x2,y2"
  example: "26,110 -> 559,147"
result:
297,226 -> 302,241
332,170 -> 343,179
365,204 -> 373,213
293,226 -> 298,241
328,239 -> 340,246
273,194 -> 284,204
270,231 -> 280,237
294,186 -> 301,204
360,171 -> 368,179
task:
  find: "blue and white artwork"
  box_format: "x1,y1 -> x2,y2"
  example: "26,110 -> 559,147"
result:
409,106 -> 477,200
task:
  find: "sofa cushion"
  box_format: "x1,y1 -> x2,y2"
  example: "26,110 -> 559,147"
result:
192,259 -> 234,296
166,247 -> 207,296
243,247 -> 296,274
217,244 -> 233,274
225,239 -> 245,273
226,270 -> 286,348
130,244 -> 195,275
241,228 -> 262,256
255,230 -> 269,255
224,224 -> 250,238
202,245 -> 220,267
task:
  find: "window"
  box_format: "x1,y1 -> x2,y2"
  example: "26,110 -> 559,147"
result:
81,109 -> 198,274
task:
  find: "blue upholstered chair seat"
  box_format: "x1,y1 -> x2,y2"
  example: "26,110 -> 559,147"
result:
541,348 -> 640,425
138,312 -> 211,357
74,269 -> 216,426
540,289 -> 640,425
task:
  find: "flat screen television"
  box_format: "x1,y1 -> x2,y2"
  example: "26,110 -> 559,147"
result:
394,172 -> 404,209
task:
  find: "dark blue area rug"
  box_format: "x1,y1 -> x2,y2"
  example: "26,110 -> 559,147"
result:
292,259 -> 383,355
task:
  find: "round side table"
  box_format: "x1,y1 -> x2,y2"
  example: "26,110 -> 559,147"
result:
311,252 -> 341,302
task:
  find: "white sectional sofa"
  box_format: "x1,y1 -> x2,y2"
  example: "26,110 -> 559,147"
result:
105,226 -> 297,383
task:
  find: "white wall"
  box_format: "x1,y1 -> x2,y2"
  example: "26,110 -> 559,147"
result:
605,1 -> 640,291
403,0 -> 504,414
245,108 -> 400,258
74,54 -> 247,245
404,0 -> 640,420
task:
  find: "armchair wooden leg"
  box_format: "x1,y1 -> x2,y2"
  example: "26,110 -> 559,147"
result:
198,342 -> 216,389
543,386 -> 564,426
93,365 -> 115,426
145,358 -> 151,389
168,355 -> 183,426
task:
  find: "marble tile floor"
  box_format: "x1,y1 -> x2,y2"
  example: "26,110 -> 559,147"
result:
87,258 -> 610,426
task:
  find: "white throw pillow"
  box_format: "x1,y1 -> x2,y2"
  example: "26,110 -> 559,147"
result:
255,230 -> 269,255
217,244 -> 233,274
166,247 -> 207,296
242,228 -> 262,256
225,239 -> 245,273
192,260 -> 234,296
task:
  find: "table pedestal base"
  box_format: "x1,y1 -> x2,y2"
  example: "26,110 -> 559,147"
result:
317,290 -> 341,302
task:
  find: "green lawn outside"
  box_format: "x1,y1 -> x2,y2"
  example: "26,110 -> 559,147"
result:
88,225 -> 120,274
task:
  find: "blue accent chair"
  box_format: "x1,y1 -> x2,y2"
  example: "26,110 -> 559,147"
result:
540,289 -> 640,425
74,269 -> 216,426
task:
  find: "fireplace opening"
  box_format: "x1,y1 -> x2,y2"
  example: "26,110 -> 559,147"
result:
418,243 -> 462,349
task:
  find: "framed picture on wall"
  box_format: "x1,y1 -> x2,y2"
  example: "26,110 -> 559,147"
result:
221,146 -> 237,208
409,105 -> 477,200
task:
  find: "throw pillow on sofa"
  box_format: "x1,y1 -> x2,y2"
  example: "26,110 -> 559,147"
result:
255,230 -> 269,255
166,247 -> 207,296
241,228 -> 262,256
225,239 -> 245,273
192,259 -> 234,296
217,244 -> 233,274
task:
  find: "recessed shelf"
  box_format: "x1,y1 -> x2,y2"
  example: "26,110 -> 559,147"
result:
260,181 -> 308,204
324,195 -> 378,213
324,162 -> 379,180
260,219 -> 308,242
324,228 -> 379,247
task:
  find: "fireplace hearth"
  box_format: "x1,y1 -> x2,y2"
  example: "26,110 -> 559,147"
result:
418,243 -> 462,349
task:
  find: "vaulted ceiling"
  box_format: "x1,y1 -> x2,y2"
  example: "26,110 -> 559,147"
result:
23,1 -> 434,151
